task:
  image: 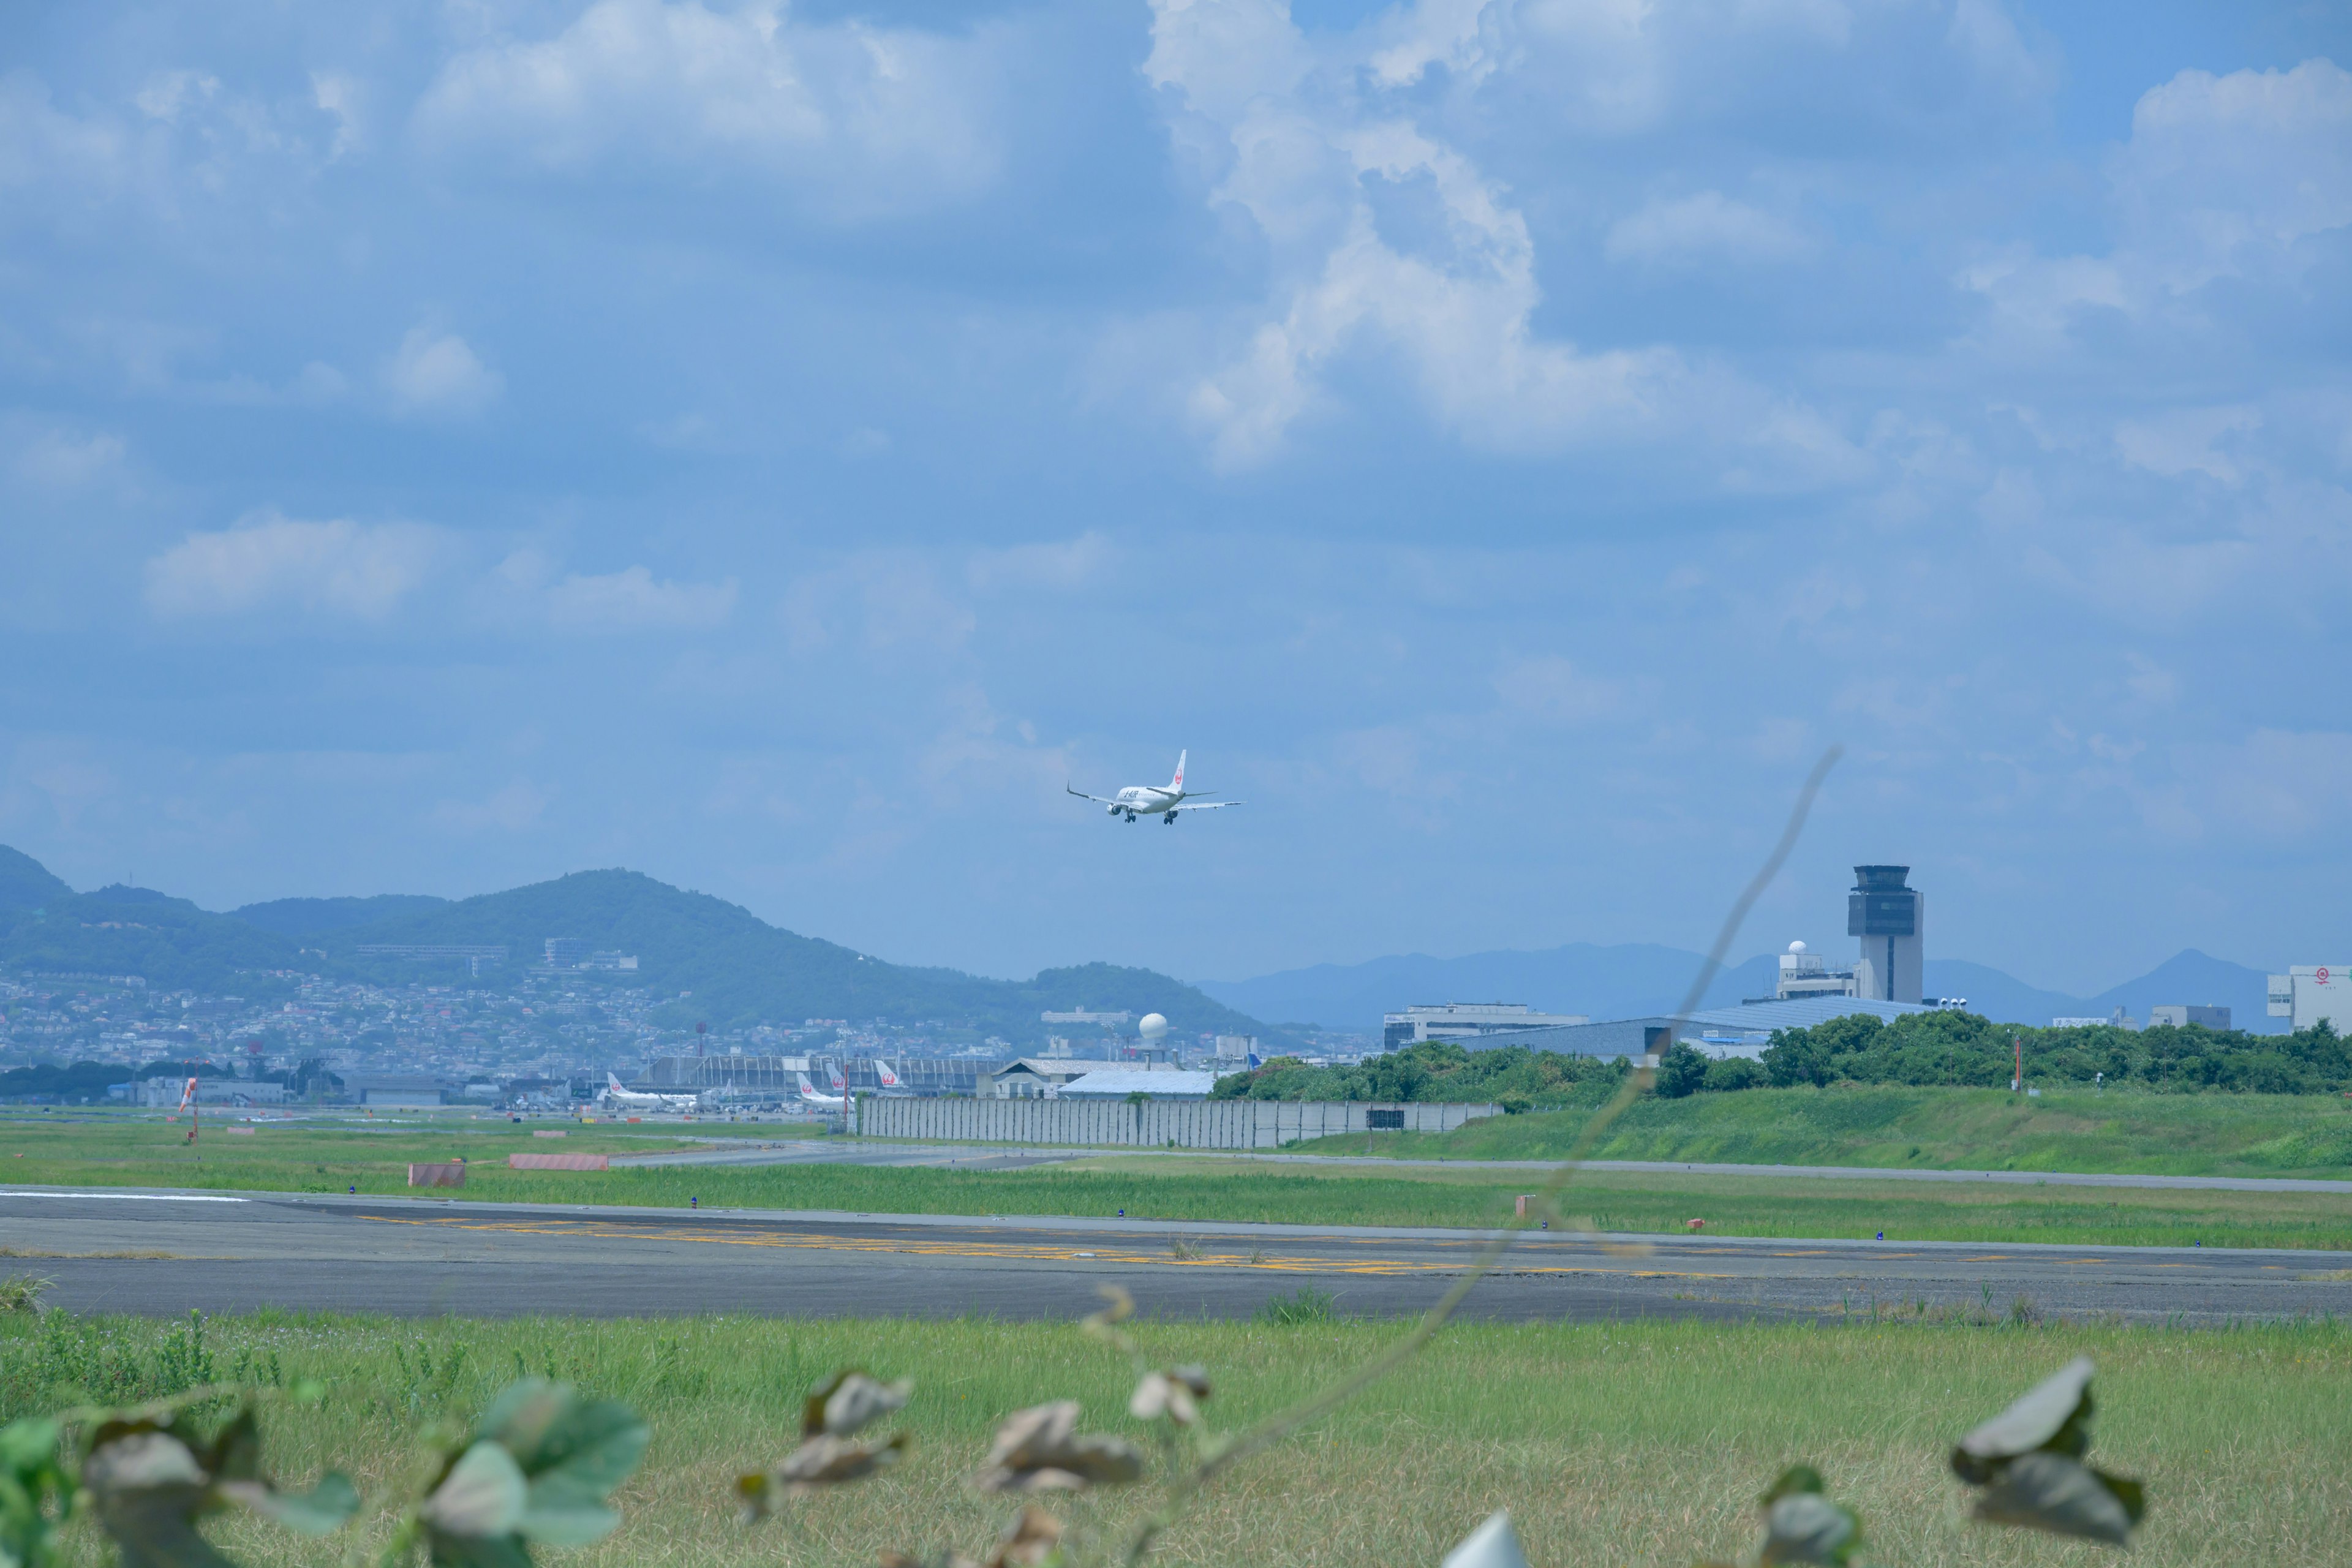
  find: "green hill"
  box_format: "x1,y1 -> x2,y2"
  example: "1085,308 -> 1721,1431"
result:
2,883 -> 307,991
0,847 -> 1276,1047
0,846 -> 72,916
230,893 -> 450,937
330,869 -> 1276,1046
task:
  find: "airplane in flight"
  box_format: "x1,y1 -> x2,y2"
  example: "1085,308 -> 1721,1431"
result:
1066,750 -> 1243,824
796,1069 -> 848,1111
603,1073 -> 710,1113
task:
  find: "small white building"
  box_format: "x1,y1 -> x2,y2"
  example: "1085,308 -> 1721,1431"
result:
2269,967 -> 2349,1033
1774,940 -> 1860,1001
982,1059 -> 1096,1099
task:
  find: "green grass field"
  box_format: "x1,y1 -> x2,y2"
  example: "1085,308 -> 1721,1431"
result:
1,1306 -> 2344,1567
6,1109 -> 2352,1250
1295,1084 -> 2352,1176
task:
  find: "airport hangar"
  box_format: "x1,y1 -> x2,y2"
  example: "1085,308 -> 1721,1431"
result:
1460,995 -> 1940,1062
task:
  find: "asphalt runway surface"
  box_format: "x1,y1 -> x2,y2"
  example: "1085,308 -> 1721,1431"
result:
6,1187 -> 2347,1324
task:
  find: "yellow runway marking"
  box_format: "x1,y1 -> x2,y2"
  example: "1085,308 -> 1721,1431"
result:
361,1216 -> 1733,1280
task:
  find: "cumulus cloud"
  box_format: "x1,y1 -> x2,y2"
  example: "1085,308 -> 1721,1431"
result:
412,0 -> 1003,220
1144,0 -> 1854,476
1968,59 -> 2352,333
1605,190 -> 1811,265
382,327 -> 502,417
544,565 -> 737,632
144,514 -> 444,620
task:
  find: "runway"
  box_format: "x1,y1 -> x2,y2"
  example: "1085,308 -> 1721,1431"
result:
6,1187 -> 2347,1324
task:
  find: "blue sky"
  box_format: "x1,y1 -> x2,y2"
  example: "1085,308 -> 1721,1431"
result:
2,0 -> 2346,995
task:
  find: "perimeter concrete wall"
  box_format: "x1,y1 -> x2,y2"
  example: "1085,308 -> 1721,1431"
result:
855,1097 -> 1498,1148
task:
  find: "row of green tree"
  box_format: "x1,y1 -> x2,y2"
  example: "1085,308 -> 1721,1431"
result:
1210,1014 -> 2352,1106
0,1058 -> 347,1102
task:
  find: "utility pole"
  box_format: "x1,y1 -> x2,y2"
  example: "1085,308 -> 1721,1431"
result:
2011,1035 -> 2022,1094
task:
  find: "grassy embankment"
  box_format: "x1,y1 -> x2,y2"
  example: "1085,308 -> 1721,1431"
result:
1,1307 -> 2345,1568
6,1104 -> 2352,1250
1291,1084 -> 2352,1175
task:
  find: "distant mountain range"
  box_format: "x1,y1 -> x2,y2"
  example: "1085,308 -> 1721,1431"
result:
0,846 -> 1278,1049
1196,943 -> 2281,1034
1,840 -> 2279,1046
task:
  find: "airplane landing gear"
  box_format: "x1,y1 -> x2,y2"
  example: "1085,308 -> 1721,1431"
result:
1125,812 -> 1137,822
1163,812 -> 1177,824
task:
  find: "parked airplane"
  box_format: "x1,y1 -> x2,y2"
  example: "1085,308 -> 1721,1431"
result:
1066,750 -> 1243,824
603,1072 -> 709,1113
796,1070 -> 848,1110
871,1059 -> 914,1097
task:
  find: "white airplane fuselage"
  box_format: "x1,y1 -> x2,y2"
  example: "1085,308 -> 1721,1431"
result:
1107,785 -> 1186,815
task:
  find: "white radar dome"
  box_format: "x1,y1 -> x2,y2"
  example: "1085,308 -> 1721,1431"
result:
1139,1012 -> 1169,1042
1788,940 -> 1807,954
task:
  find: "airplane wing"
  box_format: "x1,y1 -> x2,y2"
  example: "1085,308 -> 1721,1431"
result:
1065,784 -> 1121,805
1170,799 -> 1243,812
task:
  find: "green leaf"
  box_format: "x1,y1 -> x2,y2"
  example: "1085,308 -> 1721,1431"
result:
0,1420 -> 59,1477
197,1409 -> 262,1487
421,1443 -> 529,1540
1969,1450 -> 2144,1545
426,1528 -> 535,1568
1761,1466 -> 1825,1504
218,1473 -> 360,1537
477,1381 -> 646,1495
516,1475 -> 621,1548
1760,1493 -> 1858,1566
1951,1357 -> 2095,1483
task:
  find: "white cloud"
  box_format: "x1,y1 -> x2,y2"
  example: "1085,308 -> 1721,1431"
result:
2117,59 -> 2352,284
1144,0 -> 1854,477
2115,406 -> 2261,484
412,0 -> 1002,221
382,327 -> 502,417
1605,191 -> 1811,265
431,779 -> 549,834
9,426 -> 127,489
1967,59 -> 2352,333
1493,655 -> 1623,724
544,565 -> 736,632
144,514 -> 444,620
967,532 -> 1112,593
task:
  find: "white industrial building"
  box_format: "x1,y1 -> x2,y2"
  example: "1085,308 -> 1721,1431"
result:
1382,1003 -> 1588,1051
1774,941 -> 1860,1000
1056,1068 -> 1218,1101
2269,967 -> 2349,1032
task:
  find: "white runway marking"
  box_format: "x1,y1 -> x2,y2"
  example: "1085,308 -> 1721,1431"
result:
0,1189 -> 250,1203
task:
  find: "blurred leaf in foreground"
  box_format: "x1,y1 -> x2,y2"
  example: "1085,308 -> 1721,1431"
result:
1438,1510 -> 1529,1568
1950,1359 -> 2144,1545
972,1403 -> 1144,1492
419,1379 -> 647,1566
81,1405 -> 358,1568
1755,1466 -> 1860,1566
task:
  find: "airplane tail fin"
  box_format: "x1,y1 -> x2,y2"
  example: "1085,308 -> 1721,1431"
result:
607,1072 -> 625,1091
1170,748 -> 1186,791
798,1072 -> 817,1095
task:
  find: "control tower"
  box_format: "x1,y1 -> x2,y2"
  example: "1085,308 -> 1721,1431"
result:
1847,865 -> 1923,1004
